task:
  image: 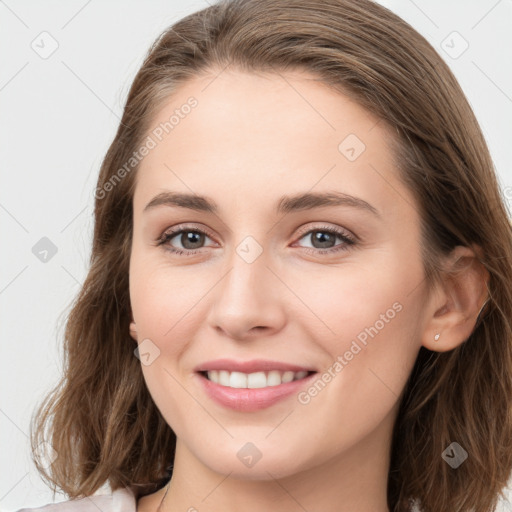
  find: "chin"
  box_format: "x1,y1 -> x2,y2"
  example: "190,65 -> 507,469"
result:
194,444 -> 311,481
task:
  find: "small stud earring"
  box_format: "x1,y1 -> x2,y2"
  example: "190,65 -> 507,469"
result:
434,333 -> 440,341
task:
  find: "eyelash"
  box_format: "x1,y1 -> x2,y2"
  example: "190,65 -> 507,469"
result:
155,223 -> 356,257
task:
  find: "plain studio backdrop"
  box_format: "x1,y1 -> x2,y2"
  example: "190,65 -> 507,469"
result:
1,0 -> 511,510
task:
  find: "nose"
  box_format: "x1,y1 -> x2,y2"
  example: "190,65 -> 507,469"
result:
206,244 -> 287,341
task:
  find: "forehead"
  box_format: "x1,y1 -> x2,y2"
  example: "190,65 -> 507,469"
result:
133,68 -> 415,220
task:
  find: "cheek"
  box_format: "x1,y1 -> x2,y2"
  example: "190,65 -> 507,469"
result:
292,277 -> 422,462
288,254 -> 423,406
286,256 -> 419,347
130,251 -> 203,341
129,257 -> 204,434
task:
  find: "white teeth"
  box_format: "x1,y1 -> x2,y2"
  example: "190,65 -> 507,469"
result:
218,370 -> 230,386
281,371 -> 295,383
267,370 -> 282,386
247,371 -> 267,388
229,371 -> 247,388
205,369 -> 310,388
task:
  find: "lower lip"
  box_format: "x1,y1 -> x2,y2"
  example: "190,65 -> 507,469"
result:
196,371 -> 317,412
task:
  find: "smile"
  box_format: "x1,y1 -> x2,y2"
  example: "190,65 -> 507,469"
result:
196,369 -> 317,412
202,369 -> 314,388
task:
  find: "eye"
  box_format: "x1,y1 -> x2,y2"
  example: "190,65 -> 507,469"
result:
155,223 -> 356,256
293,225 -> 356,255
156,225 -> 216,256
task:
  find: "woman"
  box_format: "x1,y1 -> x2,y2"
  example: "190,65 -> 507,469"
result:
20,0 -> 512,511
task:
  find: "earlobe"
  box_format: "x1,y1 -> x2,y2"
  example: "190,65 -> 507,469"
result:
129,321 -> 138,342
422,245 -> 490,353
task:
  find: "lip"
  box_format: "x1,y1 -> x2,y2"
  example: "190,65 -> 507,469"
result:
195,370 -> 317,412
194,358 -> 316,373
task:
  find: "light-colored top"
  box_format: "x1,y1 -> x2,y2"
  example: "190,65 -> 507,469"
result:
15,486 -> 137,512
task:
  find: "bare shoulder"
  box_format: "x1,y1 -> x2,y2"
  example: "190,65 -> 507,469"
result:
14,487 -> 136,512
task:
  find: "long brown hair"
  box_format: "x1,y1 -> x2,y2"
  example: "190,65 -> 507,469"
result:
30,0 -> 512,510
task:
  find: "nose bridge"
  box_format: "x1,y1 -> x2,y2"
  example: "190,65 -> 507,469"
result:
220,234 -> 271,305
207,232 -> 285,337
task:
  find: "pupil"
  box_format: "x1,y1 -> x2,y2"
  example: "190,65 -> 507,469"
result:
313,231 -> 334,249
182,231 -> 204,249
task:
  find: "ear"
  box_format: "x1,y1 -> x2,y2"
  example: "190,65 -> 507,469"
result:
129,311 -> 138,342
422,245 -> 490,352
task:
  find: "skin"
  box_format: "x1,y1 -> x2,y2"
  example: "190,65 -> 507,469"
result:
129,68 -> 489,512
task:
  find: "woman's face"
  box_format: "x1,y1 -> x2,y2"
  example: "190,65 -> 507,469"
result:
129,68 -> 430,479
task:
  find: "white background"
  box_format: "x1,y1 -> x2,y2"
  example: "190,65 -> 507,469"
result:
1,0 -> 511,510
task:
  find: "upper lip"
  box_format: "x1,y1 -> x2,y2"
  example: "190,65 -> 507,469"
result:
194,358 -> 317,374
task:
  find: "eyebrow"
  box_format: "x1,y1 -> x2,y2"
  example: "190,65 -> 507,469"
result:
143,191 -> 380,217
